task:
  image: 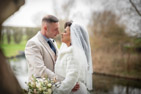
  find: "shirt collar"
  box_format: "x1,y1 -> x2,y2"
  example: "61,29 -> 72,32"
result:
40,32 -> 50,42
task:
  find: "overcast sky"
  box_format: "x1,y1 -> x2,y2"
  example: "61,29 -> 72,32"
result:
2,0 -> 140,35
3,0 -> 54,27
2,0 -> 102,27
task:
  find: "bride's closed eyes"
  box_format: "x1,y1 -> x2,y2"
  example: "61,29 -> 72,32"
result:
65,26 -> 70,33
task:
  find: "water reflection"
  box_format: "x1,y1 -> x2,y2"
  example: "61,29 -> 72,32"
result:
9,56 -> 28,89
93,74 -> 141,94
8,56 -> 141,94
10,56 -> 28,75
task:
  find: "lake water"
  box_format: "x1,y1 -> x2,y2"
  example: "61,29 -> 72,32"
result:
9,56 -> 141,94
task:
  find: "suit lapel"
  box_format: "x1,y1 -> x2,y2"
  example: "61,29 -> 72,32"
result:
37,32 -> 56,62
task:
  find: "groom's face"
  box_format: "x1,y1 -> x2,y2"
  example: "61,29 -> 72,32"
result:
46,22 -> 59,38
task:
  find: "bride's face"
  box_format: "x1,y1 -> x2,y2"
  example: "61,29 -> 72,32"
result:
61,26 -> 71,44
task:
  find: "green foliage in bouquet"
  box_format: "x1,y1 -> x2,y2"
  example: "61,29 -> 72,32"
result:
24,75 -> 55,94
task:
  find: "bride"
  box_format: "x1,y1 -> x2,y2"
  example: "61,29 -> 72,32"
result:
53,21 -> 93,94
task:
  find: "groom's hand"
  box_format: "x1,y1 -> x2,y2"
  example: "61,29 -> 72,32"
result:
72,82 -> 80,92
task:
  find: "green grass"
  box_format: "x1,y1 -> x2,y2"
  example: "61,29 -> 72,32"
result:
0,34 -> 61,57
1,35 -> 27,57
1,43 -> 26,57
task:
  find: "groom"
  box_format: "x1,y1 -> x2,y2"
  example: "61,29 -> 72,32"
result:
25,15 -> 79,91
25,15 -> 59,80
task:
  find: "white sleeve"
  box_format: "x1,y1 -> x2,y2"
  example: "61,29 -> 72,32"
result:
25,41 -> 55,79
53,56 -> 80,94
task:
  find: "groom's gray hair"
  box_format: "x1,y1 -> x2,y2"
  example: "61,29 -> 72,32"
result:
42,15 -> 59,23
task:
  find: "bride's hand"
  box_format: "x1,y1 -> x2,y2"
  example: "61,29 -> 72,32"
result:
72,82 -> 80,92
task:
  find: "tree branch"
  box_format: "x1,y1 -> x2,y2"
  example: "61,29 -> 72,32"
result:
129,0 -> 141,16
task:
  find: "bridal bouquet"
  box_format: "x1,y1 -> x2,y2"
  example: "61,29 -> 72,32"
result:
24,75 -> 55,94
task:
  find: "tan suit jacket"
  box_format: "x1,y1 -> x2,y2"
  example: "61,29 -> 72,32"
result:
25,31 -> 58,80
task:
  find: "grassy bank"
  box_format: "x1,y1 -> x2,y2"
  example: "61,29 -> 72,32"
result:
1,35 -> 27,57
1,42 -> 26,57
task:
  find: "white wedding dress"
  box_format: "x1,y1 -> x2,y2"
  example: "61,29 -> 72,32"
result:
54,44 -> 88,94
53,23 -> 93,94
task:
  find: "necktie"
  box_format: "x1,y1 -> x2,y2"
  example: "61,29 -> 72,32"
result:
48,40 -> 56,54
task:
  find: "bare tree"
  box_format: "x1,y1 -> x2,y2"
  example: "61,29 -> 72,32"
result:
129,0 -> 141,17
96,0 -> 141,36
89,10 -> 128,52
6,28 -> 12,44
13,27 -> 23,44
62,0 -> 75,19
52,0 -> 75,19
52,0 -> 59,17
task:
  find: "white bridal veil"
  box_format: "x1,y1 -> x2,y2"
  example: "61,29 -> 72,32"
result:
70,23 -> 93,90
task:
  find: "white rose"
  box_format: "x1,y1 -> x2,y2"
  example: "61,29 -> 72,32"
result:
47,83 -> 52,88
47,89 -> 52,94
36,82 -> 41,88
31,82 -> 36,87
